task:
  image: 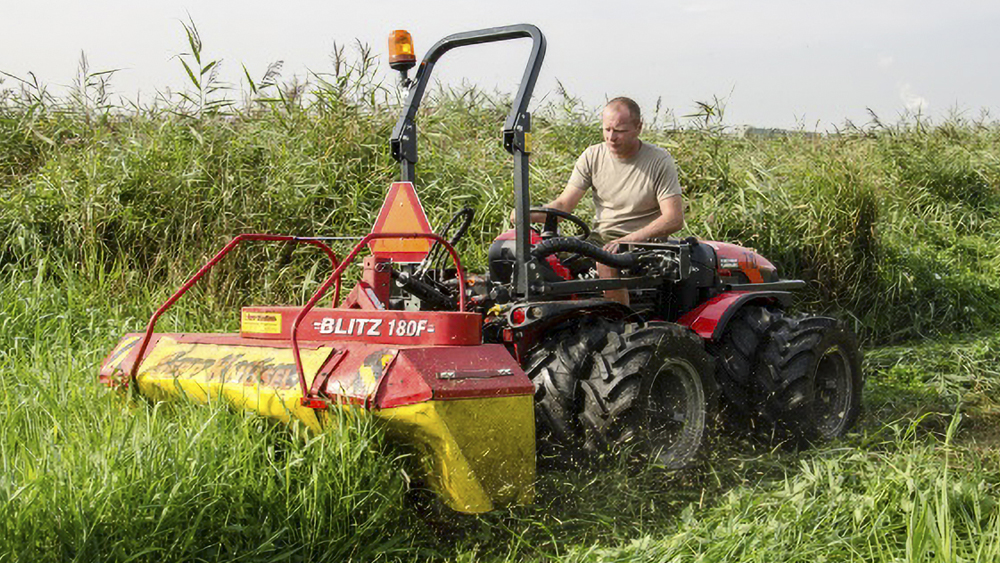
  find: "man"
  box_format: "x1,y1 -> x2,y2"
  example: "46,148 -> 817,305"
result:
516,97 -> 685,305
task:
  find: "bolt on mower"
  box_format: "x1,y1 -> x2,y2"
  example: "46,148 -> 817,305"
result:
99,24 -> 863,513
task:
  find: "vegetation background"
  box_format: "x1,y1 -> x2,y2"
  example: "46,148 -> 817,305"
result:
1,28 -> 998,561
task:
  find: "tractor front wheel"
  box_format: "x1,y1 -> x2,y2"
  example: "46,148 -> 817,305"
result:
579,322 -> 717,469
524,319 -> 614,448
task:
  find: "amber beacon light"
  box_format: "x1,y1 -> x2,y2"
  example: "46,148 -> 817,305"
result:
388,30 -> 416,78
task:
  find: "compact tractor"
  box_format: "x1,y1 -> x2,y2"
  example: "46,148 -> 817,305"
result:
99,25 -> 863,513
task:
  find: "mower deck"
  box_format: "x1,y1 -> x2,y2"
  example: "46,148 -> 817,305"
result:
100,306 -> 535,513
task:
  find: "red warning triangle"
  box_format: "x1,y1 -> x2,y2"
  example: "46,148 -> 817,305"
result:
368,182 -> 434,263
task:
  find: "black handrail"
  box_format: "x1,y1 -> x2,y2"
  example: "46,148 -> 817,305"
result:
389,24 -> 546,179
388,24 -> 547,300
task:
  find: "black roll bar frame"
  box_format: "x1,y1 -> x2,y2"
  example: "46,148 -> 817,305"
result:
389,24 -> 546,299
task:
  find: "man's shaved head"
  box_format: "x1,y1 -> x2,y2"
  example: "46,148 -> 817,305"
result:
606,97 -> 642,127
602,97 -> 643,159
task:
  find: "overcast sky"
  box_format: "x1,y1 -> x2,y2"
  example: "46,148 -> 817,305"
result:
3,0 -> 998,129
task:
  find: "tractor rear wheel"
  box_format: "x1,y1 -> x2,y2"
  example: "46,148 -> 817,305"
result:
579,322 -> 717,469
754,315 -> 863,442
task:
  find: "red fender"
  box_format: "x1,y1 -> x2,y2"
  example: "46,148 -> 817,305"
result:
676,291 -> 792,341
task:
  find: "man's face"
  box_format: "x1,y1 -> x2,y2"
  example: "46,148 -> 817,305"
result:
602,104 -> 642,159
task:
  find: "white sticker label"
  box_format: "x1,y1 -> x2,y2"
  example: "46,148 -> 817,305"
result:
312,317 -> 434,338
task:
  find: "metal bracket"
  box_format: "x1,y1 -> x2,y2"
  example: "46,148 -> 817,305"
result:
391,121 -> 418,182
504,112 -> 531,155
438,368 -> 513,380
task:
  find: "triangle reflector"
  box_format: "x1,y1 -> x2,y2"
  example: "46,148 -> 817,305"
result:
368,182 -> 435,263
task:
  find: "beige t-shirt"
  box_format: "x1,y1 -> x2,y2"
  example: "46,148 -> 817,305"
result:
567,142 -> 682,238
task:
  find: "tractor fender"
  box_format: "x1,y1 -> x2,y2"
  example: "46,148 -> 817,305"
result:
676,291 -> 792,341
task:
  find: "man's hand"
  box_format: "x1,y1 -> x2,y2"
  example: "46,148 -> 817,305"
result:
603,233 -> 642,254
509,208 -> 548,224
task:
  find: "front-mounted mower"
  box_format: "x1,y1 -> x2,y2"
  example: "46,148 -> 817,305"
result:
99,24 -> 863,513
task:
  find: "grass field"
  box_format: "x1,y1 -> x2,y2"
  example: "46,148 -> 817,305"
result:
2,43 -> 999,561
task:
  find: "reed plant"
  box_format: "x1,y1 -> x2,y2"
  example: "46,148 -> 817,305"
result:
5,65 -> 1000,342
1,25 -> 999,561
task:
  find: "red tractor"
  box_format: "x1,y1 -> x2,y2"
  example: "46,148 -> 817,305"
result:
99,24 -> 862,513
386,24 -> 862,457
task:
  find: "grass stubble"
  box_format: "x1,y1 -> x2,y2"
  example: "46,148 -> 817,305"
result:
1,25 -> 999,562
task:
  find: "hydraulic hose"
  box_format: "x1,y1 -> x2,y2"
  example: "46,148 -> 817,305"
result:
420,208 -> 475,276
391,270 -> 456,310
531,237 -> 637,270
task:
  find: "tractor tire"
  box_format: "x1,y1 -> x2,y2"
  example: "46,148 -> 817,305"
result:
523,319 -> 615,448
754,315 -> 863,442
578,322 -> 717,469
710,306 -> 783,412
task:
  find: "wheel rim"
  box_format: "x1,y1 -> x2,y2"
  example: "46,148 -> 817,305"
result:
643,359 -> 706,468
813,345 -> 853,438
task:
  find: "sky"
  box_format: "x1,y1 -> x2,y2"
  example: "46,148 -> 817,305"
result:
2,0 -> 999,130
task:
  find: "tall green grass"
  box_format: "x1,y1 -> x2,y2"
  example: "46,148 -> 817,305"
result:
0,266 -> 416,562
2,28 -> 1000,562
4,62 -> 1000,342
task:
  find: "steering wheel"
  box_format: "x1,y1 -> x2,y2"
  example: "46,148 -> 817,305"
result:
528,207 -> 591,241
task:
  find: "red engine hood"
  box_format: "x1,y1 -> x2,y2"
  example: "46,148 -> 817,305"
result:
701,240 -> 776,283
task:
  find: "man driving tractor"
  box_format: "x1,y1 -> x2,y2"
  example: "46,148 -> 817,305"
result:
513,97 -> 685,305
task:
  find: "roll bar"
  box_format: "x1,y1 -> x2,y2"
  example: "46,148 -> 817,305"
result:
389,24 -> 546,299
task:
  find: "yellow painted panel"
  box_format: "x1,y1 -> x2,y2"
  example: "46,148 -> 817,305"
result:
129,337 -> 536,514
104,336 -> 141,372
134,337 -> 333,432
376,395 -> 535,513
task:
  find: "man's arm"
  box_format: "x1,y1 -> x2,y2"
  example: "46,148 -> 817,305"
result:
603,195 -> 684,251
510,184 -> 587,224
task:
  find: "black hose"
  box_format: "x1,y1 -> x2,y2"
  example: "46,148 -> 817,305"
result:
432,207 -> 474,273
531,237 -> 638,270
391,270 -> 455,310
421,208 -> 475,275
446,208 -> 475,247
